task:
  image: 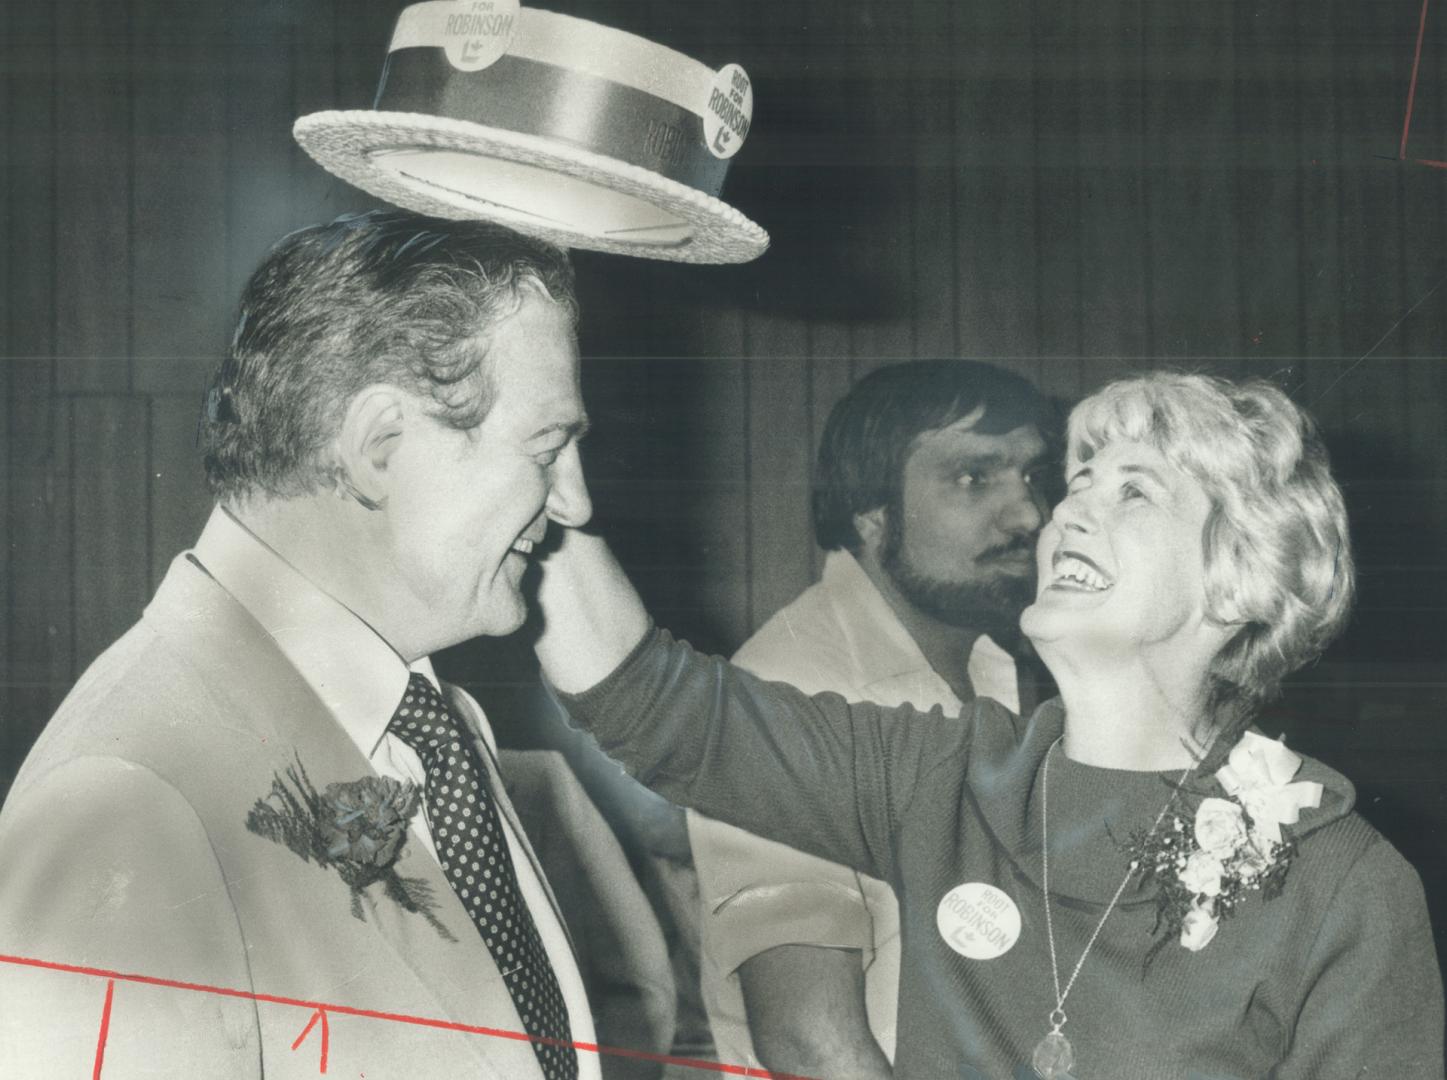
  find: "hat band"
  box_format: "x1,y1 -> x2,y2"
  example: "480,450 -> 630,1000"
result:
374,49 -> 731,197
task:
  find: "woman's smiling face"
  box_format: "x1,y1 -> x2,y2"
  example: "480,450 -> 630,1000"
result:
1021,438 -> 1218,658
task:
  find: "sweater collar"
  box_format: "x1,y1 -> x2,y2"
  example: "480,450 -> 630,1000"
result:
967,698 -> 1356,903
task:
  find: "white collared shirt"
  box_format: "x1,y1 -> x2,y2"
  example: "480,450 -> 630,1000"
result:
191,506 -> 599,1079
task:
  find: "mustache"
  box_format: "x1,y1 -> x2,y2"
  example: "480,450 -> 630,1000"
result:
977,537 -> 1037,564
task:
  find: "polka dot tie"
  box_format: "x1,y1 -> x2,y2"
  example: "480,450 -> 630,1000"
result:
388,674 -> 578,1080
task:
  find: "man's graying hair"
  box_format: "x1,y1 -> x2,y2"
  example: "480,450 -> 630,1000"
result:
200,209 -> 578,501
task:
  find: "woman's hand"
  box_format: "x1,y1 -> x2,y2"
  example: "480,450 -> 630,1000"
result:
534,527 -> 651,693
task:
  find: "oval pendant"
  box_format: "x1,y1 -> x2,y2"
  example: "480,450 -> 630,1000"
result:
1031,1030 -> 1075,1079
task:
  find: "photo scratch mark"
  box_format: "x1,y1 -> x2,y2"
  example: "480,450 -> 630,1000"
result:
1309,273 -> 1447,407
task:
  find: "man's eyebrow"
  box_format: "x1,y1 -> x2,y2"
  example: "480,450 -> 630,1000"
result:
944,450 -> 1013,471
945,439 -> 1052,471
527,417 -> 591,441
943,451 -> 1001,469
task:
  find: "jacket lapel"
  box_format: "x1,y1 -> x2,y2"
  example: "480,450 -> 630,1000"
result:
144,555 -> 543,1078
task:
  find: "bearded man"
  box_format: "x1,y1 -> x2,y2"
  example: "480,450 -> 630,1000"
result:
689,360 -> 1057,1078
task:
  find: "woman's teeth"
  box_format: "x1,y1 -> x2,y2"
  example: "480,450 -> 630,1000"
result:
1053,555 -> 1110,591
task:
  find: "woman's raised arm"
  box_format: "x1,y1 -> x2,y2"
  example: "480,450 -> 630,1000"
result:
532,527 -> 973,883
535,527 -> 652,692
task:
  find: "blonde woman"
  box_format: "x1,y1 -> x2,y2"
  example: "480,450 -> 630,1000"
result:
537,374 -> 1443,1078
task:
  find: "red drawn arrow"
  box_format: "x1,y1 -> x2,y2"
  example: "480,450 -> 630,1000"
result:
291,1006 -> 330,1074
3,951 -> 810,1078
91,980 -> 116,1080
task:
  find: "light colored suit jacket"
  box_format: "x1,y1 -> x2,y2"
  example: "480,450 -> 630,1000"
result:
0,553 -> 580,1079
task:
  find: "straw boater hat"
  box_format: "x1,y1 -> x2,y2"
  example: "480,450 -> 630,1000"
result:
295,0 -> 768,263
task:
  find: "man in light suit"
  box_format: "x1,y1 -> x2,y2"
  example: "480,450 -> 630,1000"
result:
0,211 -> 603,1078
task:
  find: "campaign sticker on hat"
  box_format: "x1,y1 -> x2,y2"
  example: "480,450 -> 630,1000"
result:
936,882 -> 1021,960
440,0 -> 519,72
703,63 -> 753,159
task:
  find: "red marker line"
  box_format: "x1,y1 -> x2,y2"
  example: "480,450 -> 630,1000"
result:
0,953 -> 814,1079
291,1008 -> 330,1074
1399,0 -> 1432,159
290,1008 -> 321,1050
91,980 -> 115,1080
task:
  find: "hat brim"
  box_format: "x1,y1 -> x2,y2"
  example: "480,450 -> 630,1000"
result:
294,110 -> 769,264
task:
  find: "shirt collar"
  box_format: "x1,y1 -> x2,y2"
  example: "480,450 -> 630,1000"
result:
819,548 -> 1018,709
190,506 -> 440,759
819,549 -> 947,690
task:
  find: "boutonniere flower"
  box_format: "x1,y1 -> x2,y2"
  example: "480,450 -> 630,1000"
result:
1123,732 -> 1320,954
246,757 -> 455,941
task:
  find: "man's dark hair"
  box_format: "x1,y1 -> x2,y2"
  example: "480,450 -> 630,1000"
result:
812,359 -> 1057,552
201,209 -> 578,501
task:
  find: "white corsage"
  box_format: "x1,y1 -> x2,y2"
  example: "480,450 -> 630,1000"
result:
1123,731 -> 1320,954
1215,731 -> 1324,845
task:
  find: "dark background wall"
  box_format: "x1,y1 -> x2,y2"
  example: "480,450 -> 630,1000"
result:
3,0 -> 1445,962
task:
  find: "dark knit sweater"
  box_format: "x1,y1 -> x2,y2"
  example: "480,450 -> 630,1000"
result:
559,628 -> 1444,1079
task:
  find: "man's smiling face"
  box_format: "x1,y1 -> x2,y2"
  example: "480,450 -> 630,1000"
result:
381,288 -> 592,647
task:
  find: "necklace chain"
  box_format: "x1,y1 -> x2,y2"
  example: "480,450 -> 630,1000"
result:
1039,736 -> 1193,1030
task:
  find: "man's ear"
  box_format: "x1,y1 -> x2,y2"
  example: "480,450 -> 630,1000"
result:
335,386 -> 407,510
853,505 -> 888,557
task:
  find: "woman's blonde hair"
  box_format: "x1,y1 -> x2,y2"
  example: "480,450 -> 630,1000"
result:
1069,372 -> 1354,730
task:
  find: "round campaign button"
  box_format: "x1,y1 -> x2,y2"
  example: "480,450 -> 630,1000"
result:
703,63 -> 753,159
440,0 -> 520,73
936,882 -> 1021,960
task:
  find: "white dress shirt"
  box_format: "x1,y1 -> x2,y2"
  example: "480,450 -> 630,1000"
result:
192,507 -> 599,1079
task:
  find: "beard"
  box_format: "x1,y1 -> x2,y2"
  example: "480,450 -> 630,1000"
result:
880,506 -> 1037,643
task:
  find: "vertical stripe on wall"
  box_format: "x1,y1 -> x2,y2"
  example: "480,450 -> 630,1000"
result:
53,0 -> 133,394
